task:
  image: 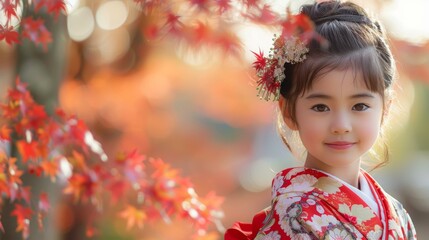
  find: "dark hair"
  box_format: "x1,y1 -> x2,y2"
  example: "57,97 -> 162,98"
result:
279,1 -> 394,167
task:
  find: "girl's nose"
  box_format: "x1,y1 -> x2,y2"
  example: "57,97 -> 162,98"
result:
330,112 -> 352,134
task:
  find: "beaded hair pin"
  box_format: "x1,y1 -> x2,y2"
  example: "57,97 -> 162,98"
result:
252,13 -> 313,101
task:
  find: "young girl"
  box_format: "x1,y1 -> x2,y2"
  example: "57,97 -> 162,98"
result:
225,1 -> 417,239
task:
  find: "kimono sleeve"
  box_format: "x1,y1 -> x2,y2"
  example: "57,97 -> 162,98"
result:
253,196 -> 322,240
402,209 -> 417,239
254,195 -> 367,240
407,213 -> 417,240
390,195 -> 418,239
224,209 -> 270,240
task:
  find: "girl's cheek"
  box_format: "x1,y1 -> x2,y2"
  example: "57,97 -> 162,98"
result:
361,124 -> 381,143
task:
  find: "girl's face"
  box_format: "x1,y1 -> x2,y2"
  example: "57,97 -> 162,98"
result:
289,68 -> 384,172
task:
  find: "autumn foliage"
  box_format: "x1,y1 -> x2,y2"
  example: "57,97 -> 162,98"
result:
1,0 -> 231,236
135,0 -> 287,57
0,79 -> 225,238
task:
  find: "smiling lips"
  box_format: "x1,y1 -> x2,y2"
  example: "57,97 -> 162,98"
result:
325,141 -> 356,150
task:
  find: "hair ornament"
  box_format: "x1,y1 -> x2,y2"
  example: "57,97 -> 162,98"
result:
252,34 -> 308,101
252,12 -> 314,101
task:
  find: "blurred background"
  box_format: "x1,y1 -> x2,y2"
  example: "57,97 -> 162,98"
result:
0,0 -> 428,239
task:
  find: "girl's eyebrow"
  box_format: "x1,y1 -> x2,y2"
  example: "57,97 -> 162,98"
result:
305,93 -> 331,99
350,93 -> 376,99
305,93 -> 376,99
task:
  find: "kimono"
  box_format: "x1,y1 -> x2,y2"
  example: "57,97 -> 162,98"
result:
225,167 -> 417,240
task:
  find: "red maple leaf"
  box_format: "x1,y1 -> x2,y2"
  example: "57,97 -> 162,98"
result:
55,108 -> 67,120
150,158 -> 178,179
118,205 -> 146,229
11,204 -> 33,239
37,26 -> 53,49
26,104 -> 48,128
7,158 -> 23,186
0,25 -> 19,44
47,0 -> 66,18
164,12 -> 184,36
21,17 -> 52,50
40,160 -> 58,181
16,140 -> 40,162
0,125 -> 11,141
1,0 -> 19,21
281,12 -> 315,42
63,173 -> 97,202
67,119 -> 89,148
0,102 -> 17,120
37,121 -> 60,145
38,192 -> 50,212
28,165 -> 43,177
33,0 -> 66,18
243,4 -> 279,25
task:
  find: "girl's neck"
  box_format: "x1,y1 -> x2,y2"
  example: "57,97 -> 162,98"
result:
304,157 -> 361,188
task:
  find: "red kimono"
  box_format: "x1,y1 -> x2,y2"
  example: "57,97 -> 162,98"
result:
225,167 -> 417,240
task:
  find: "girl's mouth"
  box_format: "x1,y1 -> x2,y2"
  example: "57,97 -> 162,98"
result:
325,141 -> 355,150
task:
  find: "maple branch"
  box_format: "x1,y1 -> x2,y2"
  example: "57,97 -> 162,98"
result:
0,80 -> 224,239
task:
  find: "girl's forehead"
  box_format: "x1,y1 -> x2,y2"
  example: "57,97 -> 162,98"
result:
310,68 -> 368,90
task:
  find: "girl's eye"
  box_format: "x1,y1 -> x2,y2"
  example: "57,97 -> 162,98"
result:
311,104 -> 330,112
352,103 -> 369,111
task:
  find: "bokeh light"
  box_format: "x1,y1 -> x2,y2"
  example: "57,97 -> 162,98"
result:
67,7 -> 95,42
381,0 -> 429,44
96,0 -> 128,30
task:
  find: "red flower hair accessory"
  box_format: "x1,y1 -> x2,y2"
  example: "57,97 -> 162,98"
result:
252,34 -> 309,101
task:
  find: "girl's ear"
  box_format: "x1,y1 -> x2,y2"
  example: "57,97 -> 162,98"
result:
279,97 -> 298,130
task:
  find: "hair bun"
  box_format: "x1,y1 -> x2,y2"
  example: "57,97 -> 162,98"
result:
314,14 -> 371,25
303,1 -> 373,26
